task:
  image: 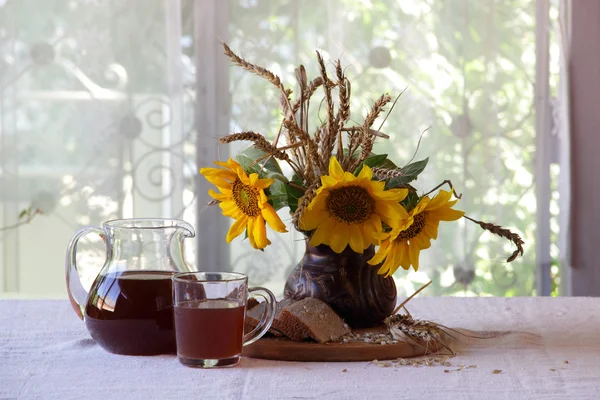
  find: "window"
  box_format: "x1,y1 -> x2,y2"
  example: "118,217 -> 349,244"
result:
0,0 -> 566,298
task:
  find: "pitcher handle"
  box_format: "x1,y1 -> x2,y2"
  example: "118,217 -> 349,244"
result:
243,287 -> 276,346
65,226 -> 105,320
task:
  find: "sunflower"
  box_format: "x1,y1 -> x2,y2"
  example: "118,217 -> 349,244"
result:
368,189 -> 464,276
200,158 -> 287,249
298,157 -> 409,253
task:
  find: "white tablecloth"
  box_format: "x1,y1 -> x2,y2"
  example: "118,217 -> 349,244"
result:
1,297 -> 600,400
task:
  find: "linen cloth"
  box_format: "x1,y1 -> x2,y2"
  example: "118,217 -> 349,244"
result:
1,297 -> 599,400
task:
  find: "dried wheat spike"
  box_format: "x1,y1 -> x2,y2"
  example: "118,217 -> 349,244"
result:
385,314 -> 454,355
371,167 -> 406,180
293,180 -> 320,225
222,43 -> 281,88
358,94 -> 392,164
290,77 -> 324,118
283,119 -> 319,182
220,131 -> 291,163
316,51 -> 340,167
464,215 -> 525,262
336,61 -> 351,160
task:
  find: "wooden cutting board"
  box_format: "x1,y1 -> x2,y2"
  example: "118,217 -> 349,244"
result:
242,326 -> 441,362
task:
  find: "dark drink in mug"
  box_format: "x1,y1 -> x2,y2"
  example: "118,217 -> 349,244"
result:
174,299 -> 245,360
172,272 -> 275,368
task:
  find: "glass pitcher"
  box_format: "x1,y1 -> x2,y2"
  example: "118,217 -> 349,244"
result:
65,218 -> 195,355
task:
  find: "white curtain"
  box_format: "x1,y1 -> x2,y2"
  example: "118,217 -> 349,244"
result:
0,0 -> 565,298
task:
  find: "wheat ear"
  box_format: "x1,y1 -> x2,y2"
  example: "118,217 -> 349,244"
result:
316,51 -> 340,168
463,215 -> 525,263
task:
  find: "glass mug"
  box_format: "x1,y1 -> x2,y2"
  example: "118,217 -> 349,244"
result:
172,272 -> 276,368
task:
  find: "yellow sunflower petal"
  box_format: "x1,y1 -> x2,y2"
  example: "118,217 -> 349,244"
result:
380,242 -> 400,277
357,164 -> 373,180
435,208 -> 465,221
348,224 -> 365,253
208,189 -> 232,201
248,173 -> 259,186
226,215 -> 248,243
369,239 -> 391,265
342,171 -> 356,183
255,177 -> 275,189
426,189 -> 453,210
328,156 -> 345,180
408,243 -> 421,271
298,205 -> 328,231
369,180 -> 386,192
422,220 -> 440,240
219,201 -> 242,218
259,190 -> 269,205
246,218 -> 257,249
307,192 -> 328,211
329,222 -> 350,253
410,197 -> 430,216
376,201 -> 409,227
376,188 -> 408,202
250,215 -> 270,249
321,175 -> 339,188
200,167 -> 237,181
377,261 -> 391,277
309,217 -> 338,247
203,175 -> 233,190
262,205 -> 287,233
398,241 -> 411,271
412,232 -> 433,250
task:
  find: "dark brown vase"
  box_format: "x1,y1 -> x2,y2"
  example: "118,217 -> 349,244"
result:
284,241 -> 397,328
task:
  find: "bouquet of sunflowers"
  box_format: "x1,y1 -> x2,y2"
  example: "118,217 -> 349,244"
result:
200,44 -> 524,278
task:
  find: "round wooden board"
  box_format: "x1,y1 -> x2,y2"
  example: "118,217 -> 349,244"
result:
242,326 -> 439,362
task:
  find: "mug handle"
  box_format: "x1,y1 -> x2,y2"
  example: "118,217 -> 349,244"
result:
65,226 -> 106,320
243,287 -> 276,346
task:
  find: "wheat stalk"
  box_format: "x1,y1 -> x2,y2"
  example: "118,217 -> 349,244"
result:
222,43 -> 303,166
283,119 -> 320,183
223,42 -> 281,88
336,60 -> 351,161
385,312 -> 455,355
316,51 -> 340,168
292,180 -> 320,226
220,131 -> 306,177
356,94 -> 392,166
371,167 -> 406,180
463,215 -> 525,262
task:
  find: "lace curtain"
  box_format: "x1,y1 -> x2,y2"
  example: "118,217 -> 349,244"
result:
0,0 -> 565,298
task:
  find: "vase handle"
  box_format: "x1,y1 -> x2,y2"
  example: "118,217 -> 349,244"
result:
65,226 -> 106,320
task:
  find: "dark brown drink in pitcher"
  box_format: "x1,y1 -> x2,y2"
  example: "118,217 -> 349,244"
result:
84,271 -> 175,355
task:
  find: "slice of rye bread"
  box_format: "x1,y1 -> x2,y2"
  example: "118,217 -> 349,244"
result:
247,297 -> 260,310
245,298 -> 293,337
277,297 -> 351,343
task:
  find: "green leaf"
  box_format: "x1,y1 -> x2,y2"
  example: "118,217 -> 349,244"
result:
386,158 -> 429,188
354,154 -> 389,175
401,191 -> 421,212
286,174 -> 304,214
266,179 -> 289,211
236,145 -> 283,176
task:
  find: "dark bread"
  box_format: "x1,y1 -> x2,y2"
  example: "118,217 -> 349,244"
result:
245,298 -> 293,337
277,297 -> 351,343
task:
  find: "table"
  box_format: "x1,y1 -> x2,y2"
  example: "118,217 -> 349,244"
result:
1,297 -> 599,400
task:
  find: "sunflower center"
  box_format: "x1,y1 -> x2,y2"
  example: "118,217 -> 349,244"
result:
232,178 -> 261,217
397,212 -> 427,240
326,185 -> 375,224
